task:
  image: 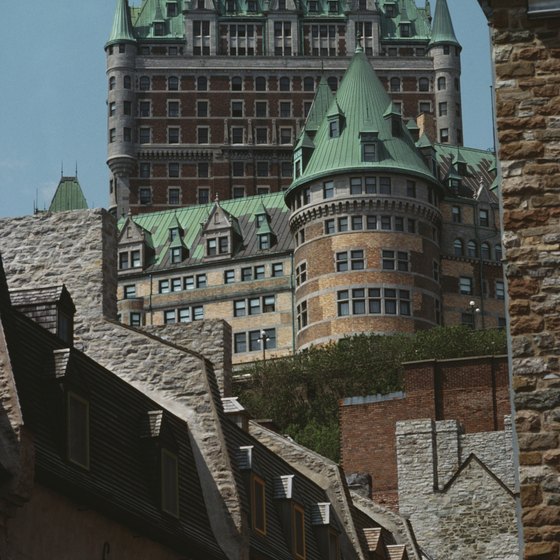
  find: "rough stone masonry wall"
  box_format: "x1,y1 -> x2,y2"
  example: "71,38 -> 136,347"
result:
397,418 -> 519,560
479,2 -> 560,558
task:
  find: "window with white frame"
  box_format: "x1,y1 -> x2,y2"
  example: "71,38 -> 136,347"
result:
308,24 -> 337,56
193,20 -> 211,55
274,22 -> 292,55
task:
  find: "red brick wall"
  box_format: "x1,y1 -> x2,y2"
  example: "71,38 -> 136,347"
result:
339,355 -> 510,510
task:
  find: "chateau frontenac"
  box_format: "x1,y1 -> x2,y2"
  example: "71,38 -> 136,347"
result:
107,0 -> 505,364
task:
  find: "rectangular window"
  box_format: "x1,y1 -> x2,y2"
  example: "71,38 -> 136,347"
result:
274,21 -> 292,56
297,300 -> 308,330
193,20 -> 211,55
292,504 -> 305,560
323,181 -> 334,199
196,274 -> 207,288
479,208 -> 490,227
325,219 -> 335,234
197,126 -> 209,144
379,177 -> 391,194
337,290 -> 349,316
232,162 -> 245,177
234,300 -> 247,317
255,101 -> 268,117
234,333 -> 247,353
496,280 -> 505,300
224,269 -> 235,284
139,127 -> 151,143
139,100 -> 151,117
272,263 -> 284,277
382,250 -> 409,271
168,100 -> 180,117
251,475 -> 267,535
139,187 -> 151,204
460,276 -> 473,295
183,276 -> 194,290
193,306 -> 204,320
231,100 -> 243,117
256,161 -> 269,177
168,127 -> 180,143
279,128 -> 292,145
279,101 -> 291,118
67,392 -> 89,469
159,279 -> 170,294
406,180 -> 416,198
296,262 -> 307,286
337,216 -> 348,232
161,449 -> 179,517
350,177 -> 362,195
197,100 -> 209,117
130,312 -> 142,327
255,127 -> 268,144
366,215 -> 377,230
124,284 -> 136,299
169,162 -> 180,177
178,308 -> 191,322
381,216 -> 391,230
336,250 -> 364,271
254,265 -> 265,279
198,188 -> 210,204
241,267 -> 252,281
198,162 -> 209,177
351,216 -> 363,230
168,188 -> 180,205
452,206 -> 462,223
438,102 -> 448,116
231,127 -> 244,144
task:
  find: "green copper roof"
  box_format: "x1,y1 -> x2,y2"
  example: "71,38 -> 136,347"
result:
304,77 -> 335,134
378,0 -> 432,41
132,0 -> 185,40
107,0 -> 136,46
288,49 -> 437,193
49,177 -> 88,213
119,192 -> 290,267
429,0 -> 460,48
416,132 -> 433,149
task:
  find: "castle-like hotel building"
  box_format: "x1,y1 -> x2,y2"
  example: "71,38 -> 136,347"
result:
107,0 -> 505,364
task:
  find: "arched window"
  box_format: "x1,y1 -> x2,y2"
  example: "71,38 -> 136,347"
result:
327,76 -> 338,91
453,239 -> 463,257
232,76 -> 243,91
481,242 -> 491,261
197,76 -> 208,91
495,244 -> 503,262
168,76 -> 179,91
390,77 -> 401,92
418,77 -> 429,92
437,76 -> 446,90
303,76 -> 315,91
467,240 -> 477,258
139,76 -> 150,91
255,76 -> 266,91
109,76 -> 116,90
123,75 -> 131,89
279,76 -> 290,91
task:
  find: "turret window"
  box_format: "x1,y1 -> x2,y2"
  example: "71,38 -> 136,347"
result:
323,181 -> 334,199
336,250 -> 364,272
109,76 -> 116,90
124,75 -> 131,89
438,102 -> 448,116
439,128 -> 449,143
443,45 -> 450,55
362,143 -> 376,162
329,121 -> 339,138
437,77 -> 446,90
297,301 -> 308,330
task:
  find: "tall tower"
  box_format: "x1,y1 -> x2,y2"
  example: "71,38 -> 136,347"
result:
106,0 -> 137,216
427,0 -> 463,146
286,46 -> 443,351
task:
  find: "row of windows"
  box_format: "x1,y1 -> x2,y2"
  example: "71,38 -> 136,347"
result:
158,274 -> 208,293
453,239 -> 502,261
127,73 -> 321,93
234,328 -> 277,353
333,249 -> 410,272
337,288 -> 412,317
137,160 -> 292,180
163,306 -> 205,323
324,215 -> 417,234
233,295 -> 276,316
452,206 -> 491,227
460,277 -> 505,299
133,125 -> 295,146
226,263 -> 284,283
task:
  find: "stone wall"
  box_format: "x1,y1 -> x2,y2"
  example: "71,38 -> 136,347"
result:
396,418 -> 519,560
478,2 -> 560,557
339,355 -> 509,509
0,210 -> 248,560
144,320 -> 233,397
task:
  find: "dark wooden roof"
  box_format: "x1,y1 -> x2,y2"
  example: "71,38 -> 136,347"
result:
2,301 -> 227,560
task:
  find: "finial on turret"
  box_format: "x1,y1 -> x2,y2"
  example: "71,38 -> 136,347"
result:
355,32 -> 363,53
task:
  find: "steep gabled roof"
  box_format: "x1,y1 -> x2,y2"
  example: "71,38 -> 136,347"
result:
48,177 -> 88,213
287,48 -> 437,194
304,76 -> 335,135
428,0 -> 460,48
106,0 -> 137,46
131,0 -> 185,40
378,0 -> 432,41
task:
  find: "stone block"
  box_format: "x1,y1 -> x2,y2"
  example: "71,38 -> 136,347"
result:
521,484 -> 543,507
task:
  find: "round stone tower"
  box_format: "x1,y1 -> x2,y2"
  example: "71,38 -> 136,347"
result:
106,0 -> 138,217
428,0 -> 463,146
285,47 -> 443,351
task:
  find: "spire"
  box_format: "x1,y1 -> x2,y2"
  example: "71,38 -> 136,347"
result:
429,0 -> 460,48
286,50 -> 437,194
106,0 -> 136,47
304,76 -> 335,135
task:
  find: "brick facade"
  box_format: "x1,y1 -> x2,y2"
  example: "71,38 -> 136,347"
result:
478,1 -> 560,558
339,355 -> 510,510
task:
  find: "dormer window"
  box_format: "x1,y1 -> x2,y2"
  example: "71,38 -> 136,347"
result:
400,23 -> 411,37
309,0 -> 318,11
258,234 -> 271,250
169,227 -> 180,241
57,310 -> 73,345
170,247 -> 182,264
362,143 -> 376,162
167,1 -> 178,16
256,214 -> 266,227
385,2 -> 396,17
449,178 -> 461,193
247,0 -> 257,11
251,475 -> 267,536
207,236 -> 229,256
329,120 -> 339,138
154,21 -> 166,36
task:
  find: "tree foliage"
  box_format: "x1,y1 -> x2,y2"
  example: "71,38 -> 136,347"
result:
234,326 -> 507,462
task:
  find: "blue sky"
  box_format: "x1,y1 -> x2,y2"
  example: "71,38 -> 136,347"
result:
0,0 -> 493,219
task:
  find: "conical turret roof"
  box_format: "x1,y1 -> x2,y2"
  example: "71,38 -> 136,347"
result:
429,0 -> 460,48
304,76 -> 335,134
48,177 -> 88,213
107,0 -> 136,46
287,49 -> 437,194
